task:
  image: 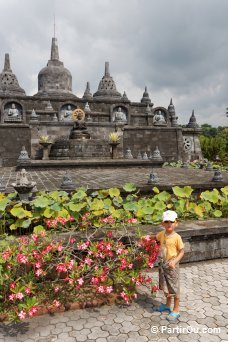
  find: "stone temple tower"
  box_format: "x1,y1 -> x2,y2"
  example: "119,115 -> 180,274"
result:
35,37 -> 73,97
0,53 -> 25,96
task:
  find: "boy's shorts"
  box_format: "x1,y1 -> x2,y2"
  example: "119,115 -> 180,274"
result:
158,261 -> 180,297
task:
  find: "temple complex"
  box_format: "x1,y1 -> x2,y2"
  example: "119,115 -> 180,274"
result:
0,37 -> 202,167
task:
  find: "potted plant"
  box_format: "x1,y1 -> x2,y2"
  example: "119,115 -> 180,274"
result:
108,132 -> 120,159
39,135 -> 53,160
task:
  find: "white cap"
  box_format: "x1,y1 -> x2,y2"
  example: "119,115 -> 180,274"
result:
162,210 -> 178,222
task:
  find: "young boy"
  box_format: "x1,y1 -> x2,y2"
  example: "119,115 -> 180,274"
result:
152,210 -> 184,321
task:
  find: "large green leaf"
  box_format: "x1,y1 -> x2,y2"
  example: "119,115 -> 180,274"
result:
0,198 -> 9,211
213,210 -> 222,217
33,197 -> 50,208
108,188 -> 120,198
71,189 -> 87,201
220,186 -> 228,196
172,186 -> 193,198
10,207 -> 32,219
123,202 -> 138,212
142,206 -> 154,215
90,199 -> 104,211
123,183 -> 137,193
200,189 -> 219,204
69,202 -> 86,212
33,225 -> 45,233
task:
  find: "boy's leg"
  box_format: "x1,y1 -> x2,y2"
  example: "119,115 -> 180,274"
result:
173,295 -> 180,313
165,293 -> 172,308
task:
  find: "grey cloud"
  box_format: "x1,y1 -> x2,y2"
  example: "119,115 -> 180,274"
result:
0,0 -> 227,126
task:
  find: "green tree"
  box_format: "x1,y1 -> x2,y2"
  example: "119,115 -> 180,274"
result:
199,126 -> 228,162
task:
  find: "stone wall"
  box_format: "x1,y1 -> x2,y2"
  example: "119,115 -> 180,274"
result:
123,127 -> 183,160
0,124 -> 31,166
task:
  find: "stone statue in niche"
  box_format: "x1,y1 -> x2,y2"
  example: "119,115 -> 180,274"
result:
153,110 -> 166,126
4,103 -> 22,121
114,107 -> 127,122
60,105 -> 73,121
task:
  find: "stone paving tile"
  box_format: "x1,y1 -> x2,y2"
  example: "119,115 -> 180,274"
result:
0,166 -> 227,192
0,259 -> 227,341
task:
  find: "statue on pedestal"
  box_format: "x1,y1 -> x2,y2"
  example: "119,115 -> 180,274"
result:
60,105 -> 73,121
153,110 -> 166,126
114,107 -> 127,122
69,109 -> 90,140
5,103 -> 22,121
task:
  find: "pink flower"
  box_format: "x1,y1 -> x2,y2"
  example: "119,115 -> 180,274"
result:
57,245 -> 63,252
10,283 -> 16,289
70,237 -> 76,244
16,253 -> 28,264
107,231 -> 113,238
18,310 -> 26,320
31,234 -> 38,242
116,248 -> 124,255
28,306 -> 38,317
54,287 -> 60,293
35,262 -> 41,269
152,285 -> 159,292
9,294 -> 16,301
25,287 -> 31,295
84,257 -> 93,265
127,218 -> 138,224
2,249 -> 11,261
106,286 -> 113,293
52,300 -> 61,308
35,269 -> 43,277
16,292 -> 24,300
77,278 -> 84,286
97,286 -> 105,293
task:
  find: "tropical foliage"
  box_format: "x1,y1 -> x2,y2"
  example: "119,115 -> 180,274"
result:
0,184 -> 227,235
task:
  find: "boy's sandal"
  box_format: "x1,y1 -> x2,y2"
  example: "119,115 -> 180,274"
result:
166,311 -> 180,321
155,304 -> 171,313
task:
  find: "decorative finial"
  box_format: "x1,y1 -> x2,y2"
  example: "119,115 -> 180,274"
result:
50,37 -> 59,60
3,53 -> 12,72
170,98 -> 173,105
104,62 -> 110,77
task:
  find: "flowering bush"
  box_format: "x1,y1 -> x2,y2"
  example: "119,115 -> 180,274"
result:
0,230 -> 159,322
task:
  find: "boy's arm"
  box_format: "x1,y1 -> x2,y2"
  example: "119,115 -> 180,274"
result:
168,249 -> 184,269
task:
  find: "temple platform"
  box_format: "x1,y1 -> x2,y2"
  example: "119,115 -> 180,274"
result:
1,166 -> 227,194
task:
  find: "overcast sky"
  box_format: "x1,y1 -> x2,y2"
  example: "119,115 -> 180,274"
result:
0,0 -> 227,126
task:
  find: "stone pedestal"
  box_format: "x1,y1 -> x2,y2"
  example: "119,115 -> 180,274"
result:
40,142 -> 52,160
109,143 -> 120,159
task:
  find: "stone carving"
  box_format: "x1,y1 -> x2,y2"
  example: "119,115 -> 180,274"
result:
60,105 -> 73,121
187,110 -> 199,128
147,170 -> 159,184
60,172 -> 76,190
84,102 -> 91,113
45,101 -> 53,111
183,137 -> 192,152
153,110 -> 166,126
142,152 -> 149,160
114,107 -> 127,123
212,170 -> 223,182
30,109 -> 39,122
93,62 -> 121,100
17,146 -> 31,165
19,168 -> 30,186
137,152 -> 142,160
141,86 -> 151,104
4,103 -> 22,122
69,109 -> 90,139
125,148 -> 133,159
150,146 -> 163,161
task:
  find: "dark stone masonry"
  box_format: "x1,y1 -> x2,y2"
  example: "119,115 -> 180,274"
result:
0,37 -> 202,167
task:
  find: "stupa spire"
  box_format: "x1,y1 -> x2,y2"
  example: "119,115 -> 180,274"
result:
50,37 -> 59,60
104,62 -> 110,77
3,53 -> 12,72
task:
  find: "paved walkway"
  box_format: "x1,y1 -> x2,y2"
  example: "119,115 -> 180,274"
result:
0,259 -> 227,342
0,167 -> 227,192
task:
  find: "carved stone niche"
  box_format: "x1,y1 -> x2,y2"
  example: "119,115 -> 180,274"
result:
152,108 -> 167,126
3,101 -> 23,123
111,106 -> 128,124
59,103 -> 77,122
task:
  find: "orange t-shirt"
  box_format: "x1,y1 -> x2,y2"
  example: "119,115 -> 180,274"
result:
156,230 -> 184,261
